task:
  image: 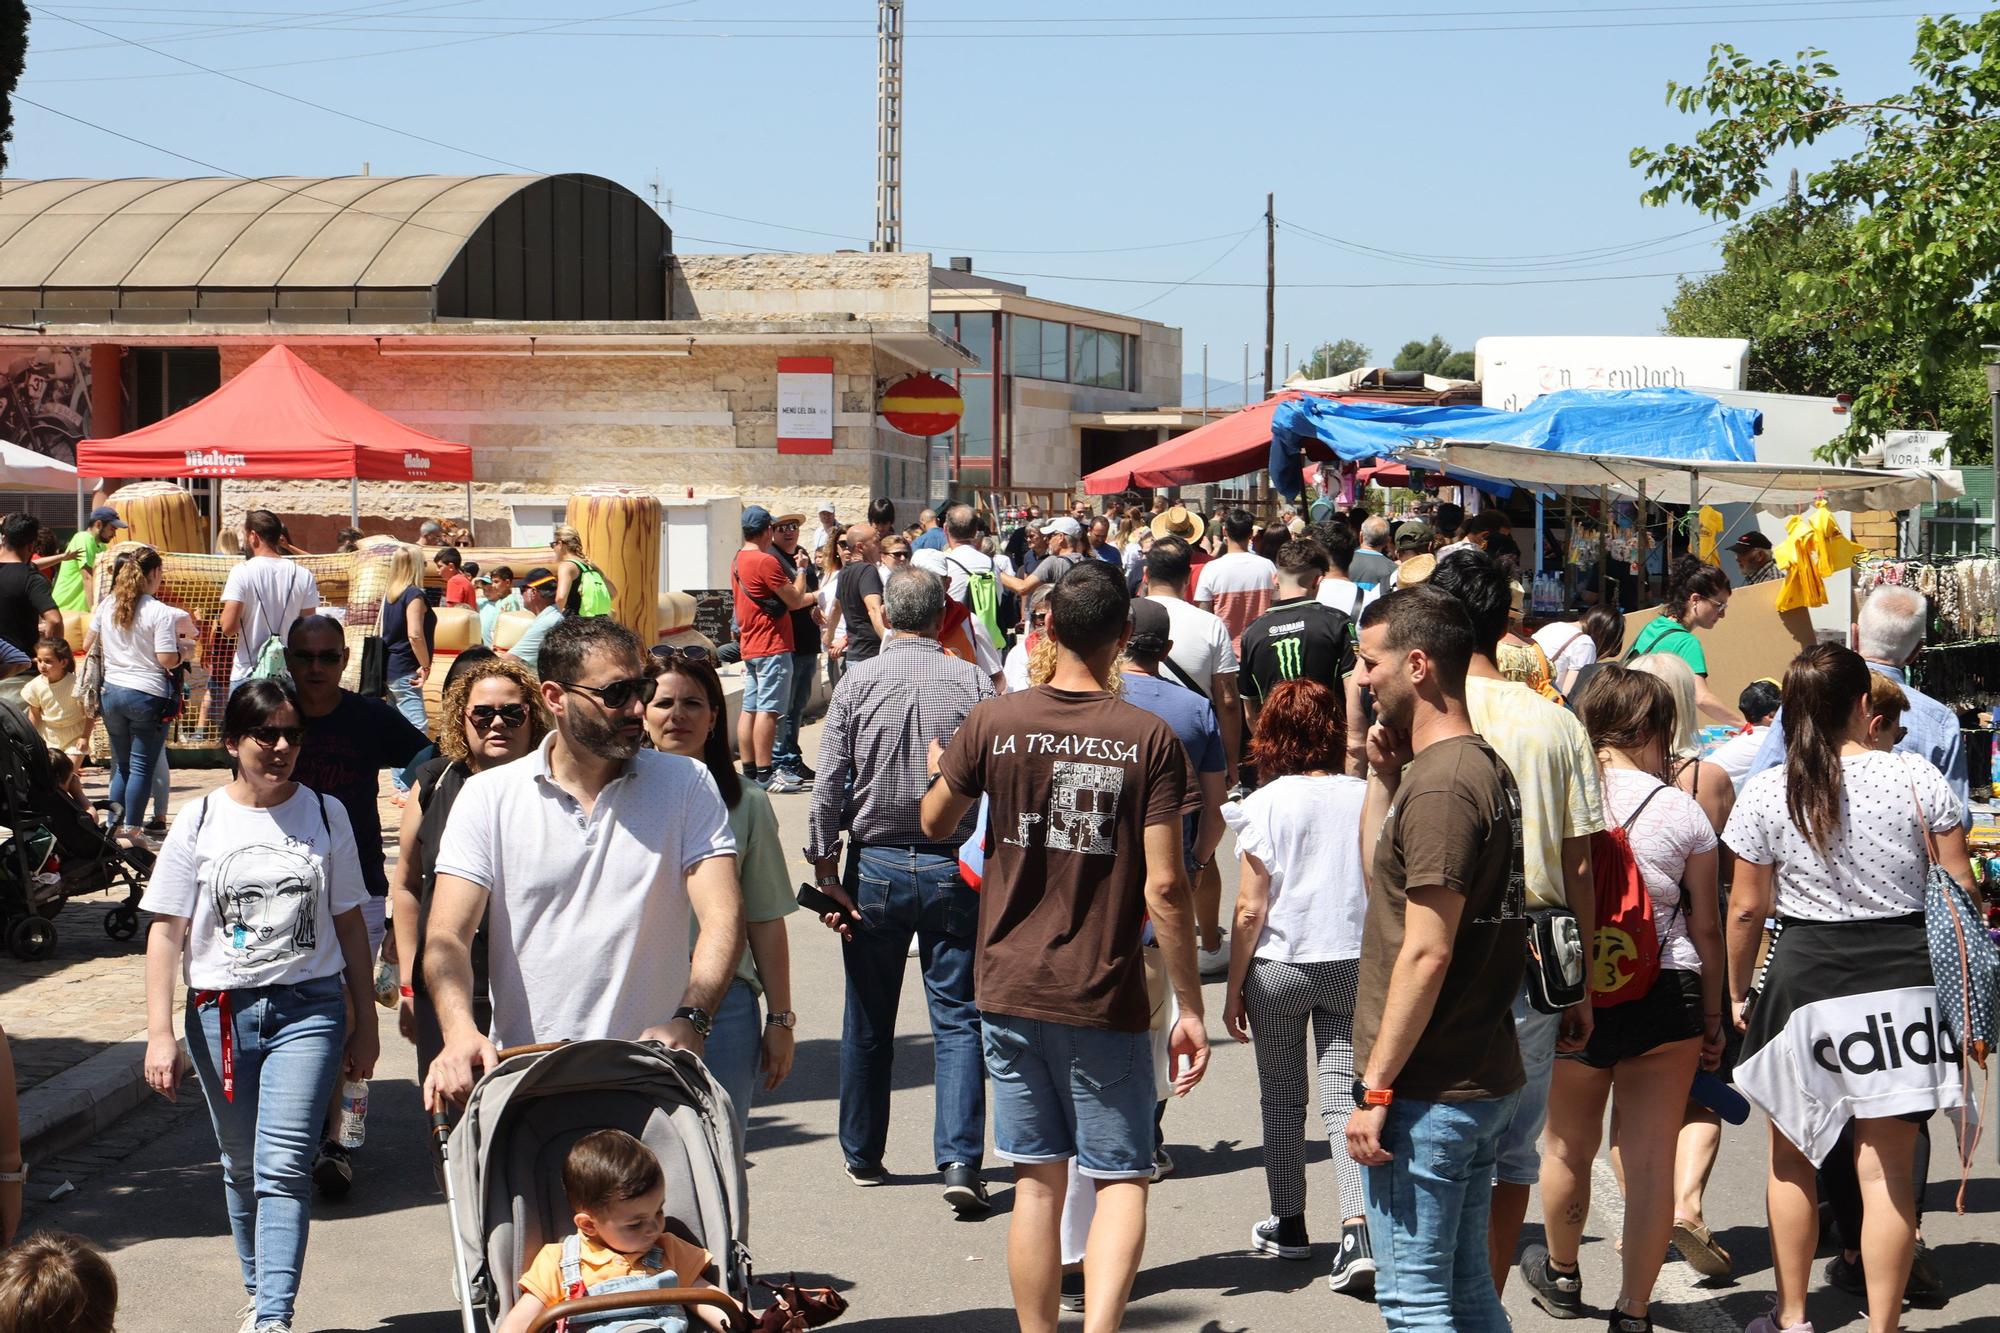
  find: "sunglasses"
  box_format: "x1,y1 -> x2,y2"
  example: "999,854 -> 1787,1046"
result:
245,725 -> 305,748
652,645 -> 715,663
556,676 -> 658,710
1031,612 -> 1048,627
468,703 -> 530,728
885,550 -> 911,560
775,522 -> 801,532
286,648 -> 343,667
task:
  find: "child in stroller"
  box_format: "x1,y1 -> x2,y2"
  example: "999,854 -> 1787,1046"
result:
499,1130 -> 732,1333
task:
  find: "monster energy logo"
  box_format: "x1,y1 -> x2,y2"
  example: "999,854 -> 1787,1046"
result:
1273,635 -> 1304,679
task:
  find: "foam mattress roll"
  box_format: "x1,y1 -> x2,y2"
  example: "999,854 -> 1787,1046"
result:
564,487 -> 660,643
433,604 -> 480,652
491,608 -> 535,652
111,481 -> 206,556
59,609 -> 88,657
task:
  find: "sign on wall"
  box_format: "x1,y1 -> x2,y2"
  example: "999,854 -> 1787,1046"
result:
1882,430 -> 1951,470
777,356 -> 835,455
1475,336 -> 1749,413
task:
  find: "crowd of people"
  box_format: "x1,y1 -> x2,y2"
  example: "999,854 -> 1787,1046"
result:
0,490 -> 1988,1333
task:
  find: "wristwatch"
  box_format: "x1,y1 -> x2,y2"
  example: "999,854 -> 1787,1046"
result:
671,1006 -> 713,1039
1351,1079 -> 1394,1108
765,1010 -> 797,1030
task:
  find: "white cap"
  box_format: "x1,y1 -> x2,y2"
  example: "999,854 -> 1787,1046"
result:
1040,516 -> 1083,538
817,499 -> 838,516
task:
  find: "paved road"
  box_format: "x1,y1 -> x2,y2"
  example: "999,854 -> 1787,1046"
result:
21,765 -> 2000,1331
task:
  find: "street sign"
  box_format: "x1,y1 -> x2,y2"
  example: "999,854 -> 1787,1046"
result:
879,373 -> 963,437
1882,429 -> 1951,470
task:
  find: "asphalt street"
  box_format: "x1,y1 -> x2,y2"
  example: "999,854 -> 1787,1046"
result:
22,762 -> 2000,1332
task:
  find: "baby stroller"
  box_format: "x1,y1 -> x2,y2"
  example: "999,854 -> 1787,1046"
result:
0,699 -> 153,960
438,1039 -> 753,1333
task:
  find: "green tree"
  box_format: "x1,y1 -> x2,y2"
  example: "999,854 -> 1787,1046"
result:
1391,334 -> 1475,381
1631,11 -> 2000,462
1662,207 -> 1990,460
0,4 -> 25,176
1299,338 -> 1371,379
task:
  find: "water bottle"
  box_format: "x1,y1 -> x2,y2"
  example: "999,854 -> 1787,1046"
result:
336,1079 -> 368,1149
374,957 -> 399,1010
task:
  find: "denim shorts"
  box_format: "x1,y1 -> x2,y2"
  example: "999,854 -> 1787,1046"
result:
981,1011 -> 1156,1180
1494,981 -> 1561,1186
741,653 -> 794,714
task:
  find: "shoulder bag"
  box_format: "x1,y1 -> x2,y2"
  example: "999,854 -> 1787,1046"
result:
1515,761 -> 1588,1014
357,591 -> 390,698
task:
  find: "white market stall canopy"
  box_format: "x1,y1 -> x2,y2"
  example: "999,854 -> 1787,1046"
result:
0,440 -> 82,493
1404,439 -> 1963,512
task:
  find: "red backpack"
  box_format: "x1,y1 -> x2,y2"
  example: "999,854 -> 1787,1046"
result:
1588,783 -> 1671,1008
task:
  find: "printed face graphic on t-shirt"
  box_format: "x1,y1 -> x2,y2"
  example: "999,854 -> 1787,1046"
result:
209,840 -> 322,975
1045,761 -> 1123,854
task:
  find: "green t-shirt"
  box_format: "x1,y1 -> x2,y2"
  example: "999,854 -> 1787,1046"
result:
49,530 -> 104,613
688,783 -> 797,996
1627,614 -> 1708,676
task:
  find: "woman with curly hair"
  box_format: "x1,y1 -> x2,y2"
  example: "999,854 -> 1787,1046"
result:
1220,678 -> 1376,1295
389,651 -> 550,1079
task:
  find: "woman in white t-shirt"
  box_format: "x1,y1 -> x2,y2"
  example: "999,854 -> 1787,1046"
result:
1530,666 -> 1723,1332
1722,645 -> 1973,1333
140,679 -> 379,1333
1220,679 -> 1375,1292
83,546 -> 183,845
1535,604 -> 1626,698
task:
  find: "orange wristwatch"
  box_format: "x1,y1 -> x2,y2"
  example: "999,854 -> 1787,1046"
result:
1352,1080 -> 1394,1108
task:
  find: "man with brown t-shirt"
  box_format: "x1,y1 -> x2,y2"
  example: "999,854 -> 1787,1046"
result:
923,559 -> 1209,1333
1345,584 -> 1525,1332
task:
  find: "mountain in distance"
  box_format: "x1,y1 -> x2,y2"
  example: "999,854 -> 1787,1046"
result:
1177,371 -> 1256,409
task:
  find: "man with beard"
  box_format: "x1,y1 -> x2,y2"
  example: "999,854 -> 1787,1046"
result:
421,617 -> 746,1107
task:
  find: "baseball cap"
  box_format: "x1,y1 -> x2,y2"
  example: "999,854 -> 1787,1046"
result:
817,499 -> 838,516
1040,516 -> 1083,538
1394,519 -> 1434,551
521,565 -> 557,590
86,506 -> 127,529
740,504 -> 774,536
1727,531 -> 1773,553
1127,599 -> 1171,657
420,520 -> 443,536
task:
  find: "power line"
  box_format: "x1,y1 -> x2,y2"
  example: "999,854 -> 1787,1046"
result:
1278,216 -> 1730,268
978,266 -> 1720,289
1280,218 -> 1728,273
1119,227 -> 1261,315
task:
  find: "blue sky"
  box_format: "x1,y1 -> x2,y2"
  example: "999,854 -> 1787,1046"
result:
10,1 -> 1966,390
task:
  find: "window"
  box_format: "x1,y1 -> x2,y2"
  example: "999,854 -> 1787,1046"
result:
957,375 -> 993,458
1039,321 -> 1068,381
955,313 -> 994,368
1094,330 -> 1124,390
1009,316 -> 1042,377
1069,327 -> 1099,386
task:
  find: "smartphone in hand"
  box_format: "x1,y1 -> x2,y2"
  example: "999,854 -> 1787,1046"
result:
797,882 -> 847,916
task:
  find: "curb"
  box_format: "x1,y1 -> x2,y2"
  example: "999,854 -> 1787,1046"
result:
19,1026 -> 178,1164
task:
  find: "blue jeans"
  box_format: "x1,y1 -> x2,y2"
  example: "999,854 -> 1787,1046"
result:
186,976 -> 349,1325
981,1012 -> 1156,1180
99,683 -> 169,828
771,651 -> 818,769
838,845 -> 985,1171
388,673 -> 426,791
1365,1091 -> 1521,1332
704,978 -> 762,1150
108,748 -> 172,823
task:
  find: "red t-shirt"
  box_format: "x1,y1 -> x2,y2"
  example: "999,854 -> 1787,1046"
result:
443,573 -> 476,608
732,548 -> 795,660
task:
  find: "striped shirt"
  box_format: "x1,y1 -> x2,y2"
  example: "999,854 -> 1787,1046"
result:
807,635 -> 995,860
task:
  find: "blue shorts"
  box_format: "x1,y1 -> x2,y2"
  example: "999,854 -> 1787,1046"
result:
981,1011 -> 1156,1181
1494,981 -> 1562,1185
741,654 -> 793,715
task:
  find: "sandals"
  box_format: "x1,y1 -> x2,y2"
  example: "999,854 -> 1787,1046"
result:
1671,1218 -> 1732,1278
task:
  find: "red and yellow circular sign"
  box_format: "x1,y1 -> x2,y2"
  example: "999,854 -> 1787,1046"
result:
879,373 -> 964,437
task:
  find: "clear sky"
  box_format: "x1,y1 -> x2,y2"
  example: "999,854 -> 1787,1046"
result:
9,1 -> 1966,391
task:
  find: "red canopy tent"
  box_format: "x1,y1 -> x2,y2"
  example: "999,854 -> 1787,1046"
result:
79,345 -> 474,524
1083,392 -> 1305,495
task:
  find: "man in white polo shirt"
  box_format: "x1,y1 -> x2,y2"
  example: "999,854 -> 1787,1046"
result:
422,616 -> 746,1108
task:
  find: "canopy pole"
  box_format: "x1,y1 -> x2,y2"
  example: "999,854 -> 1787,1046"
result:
349,477 -> 360,529
1637,478 -> 1649,607
74,471 -> 84,531
1563,492 -> 1574,608
1690,470 -> 1700,566
1534,492 -> 1545,576
1597,486 -> 1610,613
464,480 -> 474,539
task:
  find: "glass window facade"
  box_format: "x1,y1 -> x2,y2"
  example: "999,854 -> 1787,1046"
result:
957,375 -> 993,457
1008,315 -> 1136,390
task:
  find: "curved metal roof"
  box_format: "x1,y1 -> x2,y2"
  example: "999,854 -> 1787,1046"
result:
0,174 -> 548,290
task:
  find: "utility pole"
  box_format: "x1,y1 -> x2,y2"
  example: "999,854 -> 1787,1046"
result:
872,0 -> 905,252
1202,343 -> 1210,415
1243,343 -> 1250,407
1263,192 -> 1275,398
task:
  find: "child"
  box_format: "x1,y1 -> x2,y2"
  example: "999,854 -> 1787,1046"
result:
21,639 -> 90,759
0,1231 -> 119,1333
46,748 -> 87,809
1864,671 -> 1909,752
499,1129 -> 735,1333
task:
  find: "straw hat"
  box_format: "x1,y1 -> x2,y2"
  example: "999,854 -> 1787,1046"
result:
1150,504 -> 1206,544
1397,553 -> 1438,586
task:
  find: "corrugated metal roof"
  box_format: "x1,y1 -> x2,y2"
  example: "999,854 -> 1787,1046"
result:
0,175 -> 545,291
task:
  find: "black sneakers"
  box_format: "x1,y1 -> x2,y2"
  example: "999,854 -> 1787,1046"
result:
941,1163 -> 990,1216
1521,1242 -> 1586,1319
1059,1271 -> 1085,1313
1607,1313 -> 1652,1333
1327,1220 -> 1377,1296
311,1141 -> 352,1199
1250,1213 -> 1311,1261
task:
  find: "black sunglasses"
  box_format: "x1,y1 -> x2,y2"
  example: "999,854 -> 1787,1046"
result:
651,644 -> 715,663
286,648 -> 343,667
885,550 -> 912,560
245,725 -> 305,747
556,676 -> 658,710
468,703 -> 530,728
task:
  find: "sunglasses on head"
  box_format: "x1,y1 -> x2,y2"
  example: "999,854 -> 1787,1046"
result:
556,675 -> 658,710
245,725 -> 304,748
468,703 -> 530,728
652,645 -> 714,663
287,648 -> 342,667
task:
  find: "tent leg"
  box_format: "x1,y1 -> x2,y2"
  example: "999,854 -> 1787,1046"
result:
1597,486 -> 1610,612
1533,493 -> 1545,575
350,477 -> 360,529
464,480 -> 474,539
74,473 -> 83,530
1637,479 -> 1649,606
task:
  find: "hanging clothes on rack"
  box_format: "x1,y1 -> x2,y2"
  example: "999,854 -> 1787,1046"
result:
1774,500 -> 1868,612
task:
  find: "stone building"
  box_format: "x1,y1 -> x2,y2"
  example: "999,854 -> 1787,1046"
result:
0,173 -> 1183,547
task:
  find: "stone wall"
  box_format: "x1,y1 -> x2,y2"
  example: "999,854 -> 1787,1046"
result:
669,251 -> 933,322
217,341 -> 927,544
1849,509 -> 1901,558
